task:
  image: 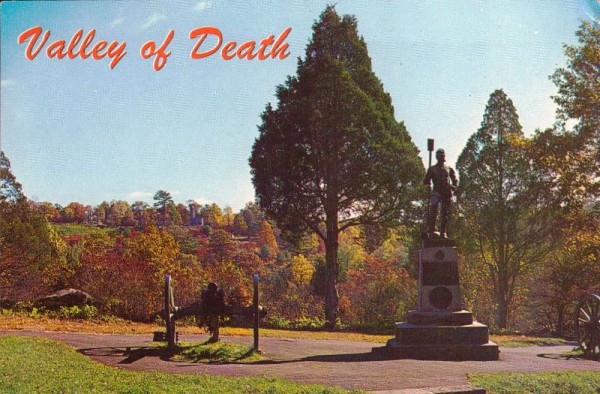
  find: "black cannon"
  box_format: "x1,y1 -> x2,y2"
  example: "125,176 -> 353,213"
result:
159,273 -> 266,351
575,293 -> 600,359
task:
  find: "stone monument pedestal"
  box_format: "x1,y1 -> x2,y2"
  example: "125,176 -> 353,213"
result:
373,238 -> 499,361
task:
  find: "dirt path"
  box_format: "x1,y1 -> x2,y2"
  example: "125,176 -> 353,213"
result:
3,330 -> 599,393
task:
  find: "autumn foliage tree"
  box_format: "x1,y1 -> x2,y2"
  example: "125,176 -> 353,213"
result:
0,151 -> 67,300
339,255 -> 416,329
551,21 -> 600,188
250,6 -> 423,327
72,233 -> 153,320
66,202 -> 87,224
207,229 -> 237,264
540,208 -> 600,334
258,220 -> 279,258
233,214 -> 248,235
526,23 -> 600,216
123,225 -> 180,287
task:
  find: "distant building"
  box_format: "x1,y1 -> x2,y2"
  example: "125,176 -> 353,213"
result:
189,203 -> 204,226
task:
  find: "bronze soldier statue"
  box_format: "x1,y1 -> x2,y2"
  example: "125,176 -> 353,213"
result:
423,149 -> 457,239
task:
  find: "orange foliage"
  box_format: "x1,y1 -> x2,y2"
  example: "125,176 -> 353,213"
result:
339,255 -> 416,328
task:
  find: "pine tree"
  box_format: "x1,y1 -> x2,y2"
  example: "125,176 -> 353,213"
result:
457,90 -> 554,329
250,6 -> 423,326
153,190 -> 174,226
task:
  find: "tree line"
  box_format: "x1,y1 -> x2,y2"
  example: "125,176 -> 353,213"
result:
34,192 -> 265,235
1,149 -> 414,327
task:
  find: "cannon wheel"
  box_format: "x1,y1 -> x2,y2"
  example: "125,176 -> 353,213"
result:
164,275 -> 176,349
575,294 -> 600,359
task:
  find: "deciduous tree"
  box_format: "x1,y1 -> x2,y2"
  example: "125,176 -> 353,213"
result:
552,21 -> 600,140
258,220 -> 279,258
0,151 -> 67,300
232,214 -> 248,235
36,202 -> 60,222
290,254 -> 315,286
106,200 -> 132,227
201,203 -> 224,227
176,203 -> 190,225
208,229 -> 237,264
0,151 -> 22,202
549,20 -> 600,203
66,202 -> 87,224
124,225 -> 180,287
95,201 -> 110,225
131,201 -> 149,227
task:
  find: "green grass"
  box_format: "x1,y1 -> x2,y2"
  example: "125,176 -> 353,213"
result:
172,341 -> 267,364
560,346 -> 599,360
495,337 -> 567,348
53,223 -> 107,236
0,336 -> 353,393
469,371 -> 600,394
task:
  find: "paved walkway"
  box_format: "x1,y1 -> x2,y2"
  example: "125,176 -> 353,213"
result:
3,330 -> 599,393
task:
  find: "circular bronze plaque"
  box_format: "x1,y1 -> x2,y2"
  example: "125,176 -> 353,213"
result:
429,286 -> 452,309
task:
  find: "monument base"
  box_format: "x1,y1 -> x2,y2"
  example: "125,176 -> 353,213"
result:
407,309 -> 474,325
372,240 -> 499,360
375,339 -> 499,361
373,317 -> 499,361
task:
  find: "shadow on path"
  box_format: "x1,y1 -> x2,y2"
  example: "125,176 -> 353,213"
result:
537,352 -> 599,362
79,345 -> 380,365
79,346 -> 174,364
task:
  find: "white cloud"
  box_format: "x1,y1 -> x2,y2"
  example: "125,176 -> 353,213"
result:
109,16 -> 124,28
193,1 -> 211,12
126,191 -> 154,200
192,197 -> 215,206
1,79 -> 16,87
140,13 -> 166,31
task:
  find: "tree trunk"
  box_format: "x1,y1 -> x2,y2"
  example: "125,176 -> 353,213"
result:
556,304 -> 565,336
496,297 -> 509,329
495,275 -> 510,329
324,211 -> 339,328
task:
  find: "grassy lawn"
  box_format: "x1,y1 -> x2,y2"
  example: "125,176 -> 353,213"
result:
52,223 -> 108,236
170,341 -> 267,364
491,335 -> 567,347
469,371 -> 600,394
0,315 -> 567,347
0,314 -> 392,342
0,335 -> 352,393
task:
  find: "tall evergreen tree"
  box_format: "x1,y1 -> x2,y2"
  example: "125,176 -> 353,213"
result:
457,90 -> 554,329
250,6 -> 424,326
153,190 -> 174,226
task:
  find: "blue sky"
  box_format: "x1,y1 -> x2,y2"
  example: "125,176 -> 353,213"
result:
1,1 -> 599,211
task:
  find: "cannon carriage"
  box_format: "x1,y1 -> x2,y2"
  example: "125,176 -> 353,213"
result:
160,274 -> 266,351
575,293 -> 600,359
